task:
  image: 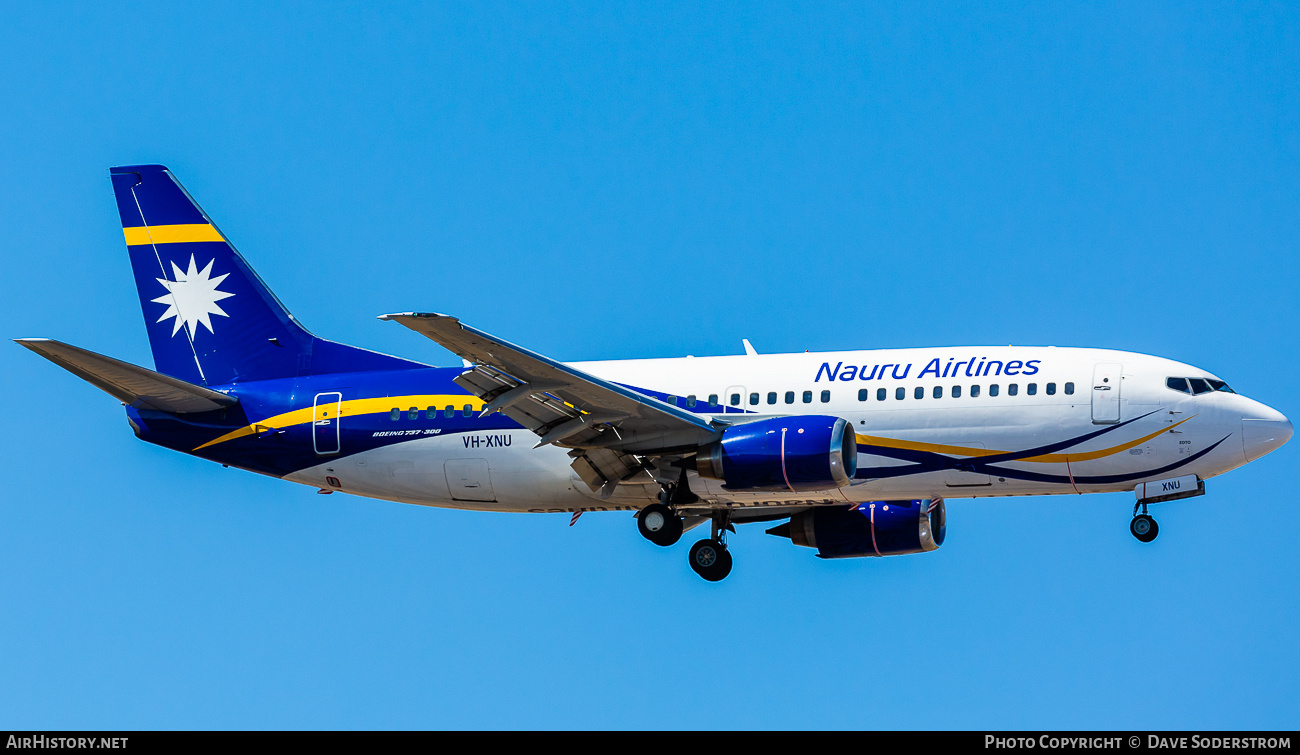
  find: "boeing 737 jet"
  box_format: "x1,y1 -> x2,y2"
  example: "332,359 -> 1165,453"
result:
18,165 -> 1293,581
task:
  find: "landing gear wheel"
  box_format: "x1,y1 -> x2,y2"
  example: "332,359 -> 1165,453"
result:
689,539 -> 733,582
637,503 -> 683,546
1130,514 -> 1159,543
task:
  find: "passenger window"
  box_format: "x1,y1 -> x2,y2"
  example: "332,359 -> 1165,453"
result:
687,395 -> 697,408
820,390 -> 830,403
1064,382 -> 1075,395
952,385 -> 961,398
444,405 -> 455,418
1027,383 -> 1037,396
895,387 -> 905,400
667,395 -> 678,406
768,392 -> 778,405
802,390 -> 812,403
427,406 -> 437,417
933,385 -> 943,399
914,386 -> 924,399
1046,383 -> 1057,395
877,388 -> 886,401
708,394 -> 719,406
463,404 -> 473,416
1008,383 -> 1018,396
408,407 -> 418,420
749,393 -> 759,406
785,391 -> 795,404
729,393 -> 740,406
970,385 -> 981,398
858,388 -> 868,402
1188,378 -> 1211,395
390,408 -> 400,421
989,384 -> 999,397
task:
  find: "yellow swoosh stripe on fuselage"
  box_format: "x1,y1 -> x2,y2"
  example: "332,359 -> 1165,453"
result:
855,435 -> 1006,458
1018,418 -> 1192,462
193,394 -> 486,451
854,415 -> 1194,465
123,224 -> 225,246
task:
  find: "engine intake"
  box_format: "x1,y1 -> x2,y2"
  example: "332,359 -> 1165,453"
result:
694,415 -> 857,492
768,499 -> 946,558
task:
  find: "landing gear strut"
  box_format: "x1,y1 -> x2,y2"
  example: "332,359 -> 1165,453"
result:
689,509 -> 735,582
1131,502 -> 1159,543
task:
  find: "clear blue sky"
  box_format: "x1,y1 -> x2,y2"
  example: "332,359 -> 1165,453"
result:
1,2 -> 1296,729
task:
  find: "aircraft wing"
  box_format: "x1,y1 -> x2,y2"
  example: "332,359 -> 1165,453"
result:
380,312 -> 722,492
17,338 -> 238,413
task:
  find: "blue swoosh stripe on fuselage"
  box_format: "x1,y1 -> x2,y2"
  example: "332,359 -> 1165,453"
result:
125,367 -> 750,477
856,435 -> 1230,486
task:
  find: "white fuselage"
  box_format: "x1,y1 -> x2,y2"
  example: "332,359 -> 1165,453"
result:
285,346 -> 1288,513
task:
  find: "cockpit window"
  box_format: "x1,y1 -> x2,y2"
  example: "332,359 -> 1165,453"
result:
1168,376 -> 1233,395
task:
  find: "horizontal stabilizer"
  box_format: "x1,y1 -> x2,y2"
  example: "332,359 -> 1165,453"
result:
16,338 -> 238,413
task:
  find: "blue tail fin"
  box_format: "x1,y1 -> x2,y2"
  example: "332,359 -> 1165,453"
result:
110,165 -> 423,385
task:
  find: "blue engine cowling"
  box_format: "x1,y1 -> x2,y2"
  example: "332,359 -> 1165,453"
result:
768,499 -> 946,558
694,415 -> 857,492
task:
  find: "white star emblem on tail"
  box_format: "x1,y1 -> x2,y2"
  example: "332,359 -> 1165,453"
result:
152,254 -> 235,337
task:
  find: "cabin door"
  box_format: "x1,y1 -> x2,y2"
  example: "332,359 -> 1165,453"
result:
313,392 -> 342,455
1091,363 -> 1122,424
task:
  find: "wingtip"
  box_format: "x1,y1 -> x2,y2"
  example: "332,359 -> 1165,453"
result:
378,312 -> 457,322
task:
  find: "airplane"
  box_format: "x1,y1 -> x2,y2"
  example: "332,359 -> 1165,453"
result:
18,164 -> 1293,581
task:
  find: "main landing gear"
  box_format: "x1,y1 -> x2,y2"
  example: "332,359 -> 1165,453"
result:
637,503 -> 683,546
689,510 -> 736,583
1130,502 -> 1159,543
689,538 -> 731,582
637,472 -> 691,547
641,471 -> 736,582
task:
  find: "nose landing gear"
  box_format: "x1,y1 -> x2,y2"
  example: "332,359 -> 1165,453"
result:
1130,502 -> 1159,543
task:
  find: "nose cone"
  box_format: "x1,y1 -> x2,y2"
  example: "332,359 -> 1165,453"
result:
1243,405 -> 1293,462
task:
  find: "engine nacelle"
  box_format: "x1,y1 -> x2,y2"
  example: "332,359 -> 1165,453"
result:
768,499 -> 946,558
694,415 -> 857,492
